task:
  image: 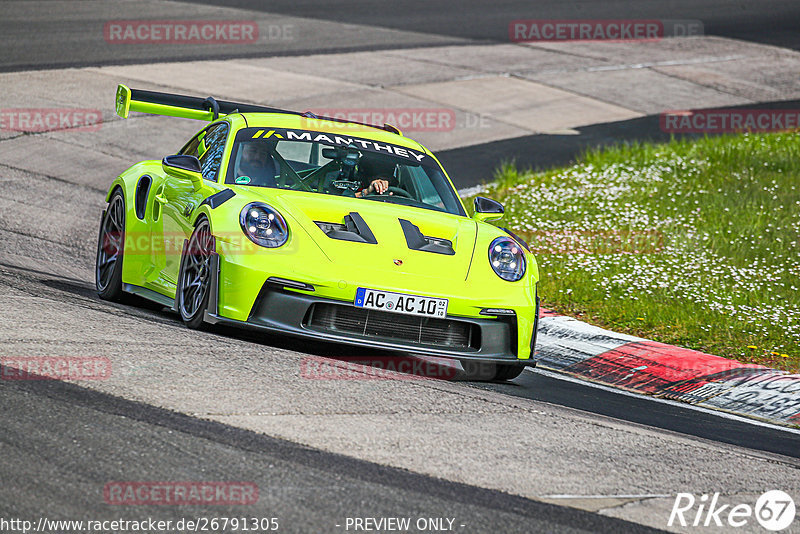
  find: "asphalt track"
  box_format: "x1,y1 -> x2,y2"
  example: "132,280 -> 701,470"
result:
4,0 -> 800,72
0,377 -> 655,533
195,0 -> 800,50
2,1 -> 800,532
477,370 -> 800,459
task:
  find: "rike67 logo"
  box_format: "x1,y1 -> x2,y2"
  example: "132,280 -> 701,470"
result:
669,490 -> 796,531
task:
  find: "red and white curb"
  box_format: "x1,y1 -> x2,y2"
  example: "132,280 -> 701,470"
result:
533,310 -> 800,428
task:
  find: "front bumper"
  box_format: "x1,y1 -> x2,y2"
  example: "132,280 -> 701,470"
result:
208,233 -> 539,362
206,273 -> 534,364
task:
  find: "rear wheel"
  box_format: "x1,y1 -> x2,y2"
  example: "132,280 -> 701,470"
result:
96,189 -> 126,301
177,219 -> 214,330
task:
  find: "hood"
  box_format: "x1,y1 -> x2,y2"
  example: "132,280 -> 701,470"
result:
267,190 -> 478,281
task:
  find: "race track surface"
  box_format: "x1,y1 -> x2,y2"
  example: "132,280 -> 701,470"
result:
4,0 -> 800,72
1,377 -> 657,533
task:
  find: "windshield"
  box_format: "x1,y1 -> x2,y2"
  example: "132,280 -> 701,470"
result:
225,127 -> 466,216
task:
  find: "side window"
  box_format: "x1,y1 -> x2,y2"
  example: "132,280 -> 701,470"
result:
179,123 -> 229,182
180,133 -> 202,159
199,124 -> 229,181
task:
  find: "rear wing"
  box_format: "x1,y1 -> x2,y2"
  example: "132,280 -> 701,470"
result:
114,84 -> 402,135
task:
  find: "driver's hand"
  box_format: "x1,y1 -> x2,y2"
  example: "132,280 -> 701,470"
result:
366,179 -> 390,195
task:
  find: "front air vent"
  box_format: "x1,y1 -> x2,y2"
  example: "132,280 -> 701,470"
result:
305,303 -> 478,349
398,219 -> 455,255
315,212 -> 377,244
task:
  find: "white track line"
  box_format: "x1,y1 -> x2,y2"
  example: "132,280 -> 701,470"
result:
529,367 -> 800,435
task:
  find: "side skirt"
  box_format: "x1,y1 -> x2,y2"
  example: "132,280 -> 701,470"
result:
122,283 -> 175,308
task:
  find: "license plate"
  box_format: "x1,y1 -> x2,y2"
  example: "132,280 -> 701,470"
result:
355,288 -> 448,318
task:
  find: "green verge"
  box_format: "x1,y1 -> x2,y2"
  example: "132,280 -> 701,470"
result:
469,133 -> 800,372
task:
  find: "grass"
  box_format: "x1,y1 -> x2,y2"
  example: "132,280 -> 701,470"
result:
469,133 -> 800,372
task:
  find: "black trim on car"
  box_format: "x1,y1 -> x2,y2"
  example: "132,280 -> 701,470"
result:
346,212 -> 377,244
209,284 -> 527,364
130,88 -> 287,116
474,196 -> 504,215
501,227 -> 531,252
122,283 -> 174,308
128,87 -> 400,134
134,175 -> 152,220
305,302 -> 479,350
315,212 -> 378,244
531,295 -> 540,358
200,189 -> 236,209
267,277 -> 315,292
398,219 -> 455,255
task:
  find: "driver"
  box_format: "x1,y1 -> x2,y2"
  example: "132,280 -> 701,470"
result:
237,142 -> 277,187
353,153 -> 397,198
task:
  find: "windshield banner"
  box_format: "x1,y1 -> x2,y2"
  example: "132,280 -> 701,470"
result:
242,128 -> 434,166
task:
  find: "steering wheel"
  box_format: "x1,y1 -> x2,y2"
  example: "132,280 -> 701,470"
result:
367,186 -> 414,199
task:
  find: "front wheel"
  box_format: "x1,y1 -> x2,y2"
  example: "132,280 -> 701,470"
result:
177,219 -> 215,330
96,189 -> 126,301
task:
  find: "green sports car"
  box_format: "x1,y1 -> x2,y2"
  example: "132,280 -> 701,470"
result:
96,85 -> 539,381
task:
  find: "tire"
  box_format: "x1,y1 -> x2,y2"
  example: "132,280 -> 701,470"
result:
96,189 -> 126,301
177,218 -> 214,330
492,364 -> 527,381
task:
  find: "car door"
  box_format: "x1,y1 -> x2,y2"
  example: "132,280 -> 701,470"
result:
158,122 -> 230,290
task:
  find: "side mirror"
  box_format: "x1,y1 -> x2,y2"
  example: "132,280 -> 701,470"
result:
472,196 -> 504,222
162,155 -> 203,190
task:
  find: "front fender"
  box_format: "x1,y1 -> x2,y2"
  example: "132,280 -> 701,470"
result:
105,177 -> 126,202
191,205 -> 214,230
104,161 -> 162,203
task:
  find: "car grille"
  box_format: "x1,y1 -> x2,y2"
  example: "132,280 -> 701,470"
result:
305,303 -> 477,349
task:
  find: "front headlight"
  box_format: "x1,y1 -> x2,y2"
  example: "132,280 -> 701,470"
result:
240,202 -> 289,248
488,236 -> 525,281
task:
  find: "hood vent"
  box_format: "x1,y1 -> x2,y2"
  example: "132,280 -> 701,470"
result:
315,212 -> 377,244
398,219 -> 455,255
